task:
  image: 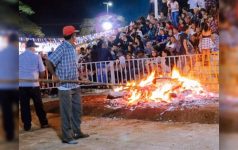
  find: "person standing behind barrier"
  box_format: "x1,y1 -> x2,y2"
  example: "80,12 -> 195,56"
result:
125,53 -> 136,80
156,28 -> 168,52
115,51 -> 126,83
178,25 -> 190,70
19,40 -> 49,131
145,49 -> 160,74
95,40 -> 113,83
179,25 -> 189,55
166,35 -> 180,55
161,49 -> 172,76
46,26 -> 89,144
199,23 -> 215,66
169,0 -> 180,27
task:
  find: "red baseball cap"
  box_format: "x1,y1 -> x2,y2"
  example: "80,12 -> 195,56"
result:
63,25 -> 79,36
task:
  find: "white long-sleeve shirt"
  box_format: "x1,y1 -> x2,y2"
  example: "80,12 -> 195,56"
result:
188,0 -> 198,9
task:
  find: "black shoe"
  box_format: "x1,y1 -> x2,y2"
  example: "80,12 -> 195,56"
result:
6,134 -> 14,142
62,140 -> 78,144
41,124 -> 50,128
73,132 -> 90,139
24,126 -> 31,131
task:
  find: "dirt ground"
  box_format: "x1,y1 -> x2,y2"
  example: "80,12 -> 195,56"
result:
220,133 -> 238,150
43,95 -> 219,124
19,113 -> 219,150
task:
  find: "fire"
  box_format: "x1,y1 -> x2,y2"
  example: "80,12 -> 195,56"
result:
171,69 -> 181,79
139,71 -> 155,87
128,90 -> 142,104
113,68 -> 204,105
150,84 -> 173,102
171,68 -> 203,93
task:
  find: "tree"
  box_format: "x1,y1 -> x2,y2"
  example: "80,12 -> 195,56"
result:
79,19 -> 96,36
19,1 -> 35,15
0,0 -> 44,37
19,1 -> 44,37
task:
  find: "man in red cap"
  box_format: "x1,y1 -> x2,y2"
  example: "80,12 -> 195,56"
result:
46,25 -> 89,144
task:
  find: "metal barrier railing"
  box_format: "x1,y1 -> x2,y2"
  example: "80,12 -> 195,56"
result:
40,52 -> 219,92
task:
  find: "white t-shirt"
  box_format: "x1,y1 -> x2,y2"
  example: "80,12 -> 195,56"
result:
188,0 -> 198,9
119,56 -> 126,67
166,42 -> 175,49
170,1 -> 179,12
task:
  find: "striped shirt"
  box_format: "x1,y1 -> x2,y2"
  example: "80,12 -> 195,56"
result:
48,41 -> 79,89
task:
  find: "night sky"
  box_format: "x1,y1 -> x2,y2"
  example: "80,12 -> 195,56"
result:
21,0 -> 150,37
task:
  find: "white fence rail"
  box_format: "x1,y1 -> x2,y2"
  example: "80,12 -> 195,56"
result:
41,52 -> 219,91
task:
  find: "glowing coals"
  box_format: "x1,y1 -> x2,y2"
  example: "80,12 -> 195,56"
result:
113,68 -> 204,105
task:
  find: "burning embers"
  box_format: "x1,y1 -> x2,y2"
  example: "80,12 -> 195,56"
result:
109,68 -> 216,107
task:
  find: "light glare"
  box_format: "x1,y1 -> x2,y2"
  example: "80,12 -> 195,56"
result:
102,22 -> 112,30
108,2 -> 113,6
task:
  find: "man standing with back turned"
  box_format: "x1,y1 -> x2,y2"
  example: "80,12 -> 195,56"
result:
46,25 -> 89,144
19,40 -> 49,131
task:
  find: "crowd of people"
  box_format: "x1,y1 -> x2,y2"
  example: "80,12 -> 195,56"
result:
73,0 -> 219,81
76,3 -> 218,62
34,1 -> 218,63
16,0 -> 220,144
20,0 -> 219,84
25,0 -> 219,86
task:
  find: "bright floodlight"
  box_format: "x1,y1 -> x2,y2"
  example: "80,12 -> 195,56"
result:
108,2 -> 113,6
102,22 -> 112,30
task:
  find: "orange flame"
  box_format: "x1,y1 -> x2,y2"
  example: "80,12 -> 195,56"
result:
113,68 -> 204,105
139,71 -> 155,87
128,90 -> 141,104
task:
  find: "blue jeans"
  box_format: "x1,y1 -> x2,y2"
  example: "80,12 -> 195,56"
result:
58,87 -> 82,142
96,63 -> 107,83
172,11 -> 179,27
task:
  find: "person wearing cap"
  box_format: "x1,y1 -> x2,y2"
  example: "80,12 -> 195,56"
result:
46,25 -> 89,144
19,40 -> 49,131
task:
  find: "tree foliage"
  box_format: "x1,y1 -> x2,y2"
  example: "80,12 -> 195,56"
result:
18,1 -> 44,37
79,19 -> 96,36
19,1 -> 35,15
0,1 -> 44,37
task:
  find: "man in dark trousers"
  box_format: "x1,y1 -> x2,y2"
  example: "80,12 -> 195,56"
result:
19,40 -> 49,131
46,25 -> 89,144
0,33 -> 19,141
